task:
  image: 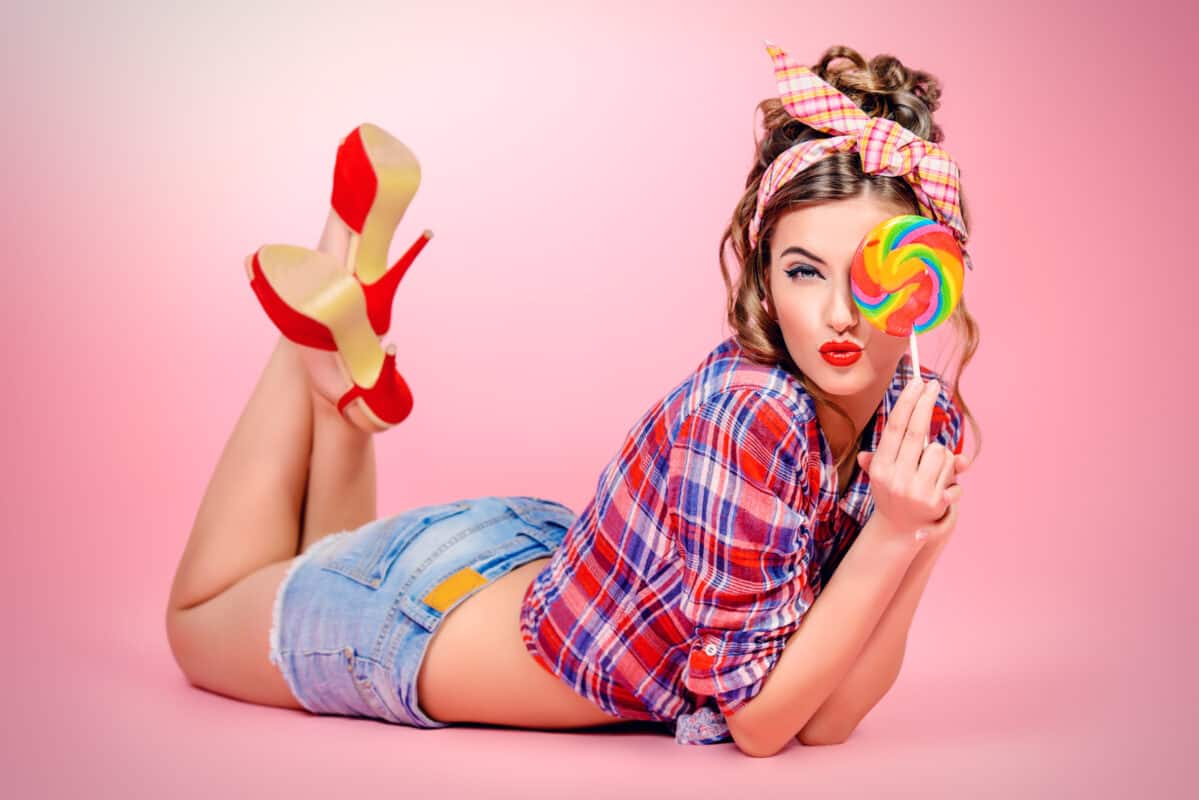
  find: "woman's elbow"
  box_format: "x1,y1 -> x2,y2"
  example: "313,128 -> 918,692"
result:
732,733 -> 787,758
727,706 -> 802,757
732,724 -> 849,756
726,706 -> 776,757
797,725 -> 853,746
796,710 -> 857,746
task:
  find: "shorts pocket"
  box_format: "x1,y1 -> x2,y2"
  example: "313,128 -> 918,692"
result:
319,501 -> 473,590
394,496 -> 575,633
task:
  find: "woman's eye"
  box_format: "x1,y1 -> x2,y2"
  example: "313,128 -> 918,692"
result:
784,264 -> 821,279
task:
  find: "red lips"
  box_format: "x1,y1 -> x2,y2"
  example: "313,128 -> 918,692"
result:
820,340 -> 862,367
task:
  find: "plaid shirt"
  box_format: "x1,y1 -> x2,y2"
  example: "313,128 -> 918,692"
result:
519,336 -> 964,745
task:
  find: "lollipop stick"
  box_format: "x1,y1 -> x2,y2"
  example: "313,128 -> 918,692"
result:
910,331 -> 930,450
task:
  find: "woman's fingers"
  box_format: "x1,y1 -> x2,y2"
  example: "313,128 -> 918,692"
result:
914,442 -> 945,487
925,498 -> 959,533
914,443 -> 953,518
929,446 -> 957,516
874,379 -> 925,467
936,444 -> 956,490
861,444 -> 969,485
862,444 -> 959,503
895,380 -> 940,478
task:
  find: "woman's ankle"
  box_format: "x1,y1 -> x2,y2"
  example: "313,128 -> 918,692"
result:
316,208 -> 352,271
310,384 -> 376,439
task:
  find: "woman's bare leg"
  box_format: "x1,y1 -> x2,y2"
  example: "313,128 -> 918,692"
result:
167,336 -> 313,615
298,386 -> 378,552
165,212 -> 383,707
165,335 -> 314,707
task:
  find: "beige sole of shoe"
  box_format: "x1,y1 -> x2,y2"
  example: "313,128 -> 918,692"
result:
341,123 -> 422,286
252,244 -> 385,390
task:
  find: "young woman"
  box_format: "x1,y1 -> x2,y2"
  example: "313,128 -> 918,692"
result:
166,41 -> 980,758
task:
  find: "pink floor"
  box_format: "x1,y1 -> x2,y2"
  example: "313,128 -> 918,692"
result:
9,577 -> 1187,796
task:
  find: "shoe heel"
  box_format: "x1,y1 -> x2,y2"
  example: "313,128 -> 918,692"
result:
331,124 -> 421,285
362,229 -> 433,336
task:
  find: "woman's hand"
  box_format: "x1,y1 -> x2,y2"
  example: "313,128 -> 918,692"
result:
855,378 -> 968,542
915,497 -> 961,547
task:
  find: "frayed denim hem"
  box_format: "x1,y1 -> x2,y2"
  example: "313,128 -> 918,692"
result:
267,530 -> 354,710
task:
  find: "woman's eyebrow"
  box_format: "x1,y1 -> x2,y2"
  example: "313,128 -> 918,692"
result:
778,245 -> 827,264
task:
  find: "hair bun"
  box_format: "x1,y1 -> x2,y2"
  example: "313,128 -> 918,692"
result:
811,45 -> 945,143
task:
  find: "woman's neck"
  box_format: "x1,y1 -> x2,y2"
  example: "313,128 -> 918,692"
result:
814,378 -> 890,464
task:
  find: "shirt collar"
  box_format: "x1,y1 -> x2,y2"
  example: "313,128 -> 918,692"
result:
807,355 -> 913,526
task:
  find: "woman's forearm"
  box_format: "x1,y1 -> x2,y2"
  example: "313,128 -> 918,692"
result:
796,536 -> 948,744
726,515 -> 922,757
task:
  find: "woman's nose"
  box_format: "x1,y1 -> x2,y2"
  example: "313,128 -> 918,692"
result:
828,282 -> 858,330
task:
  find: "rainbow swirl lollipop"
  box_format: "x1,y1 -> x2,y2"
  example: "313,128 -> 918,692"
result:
850,215 -> 964,338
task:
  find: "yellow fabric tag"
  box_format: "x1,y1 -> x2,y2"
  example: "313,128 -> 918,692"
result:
422,567 -> 489,612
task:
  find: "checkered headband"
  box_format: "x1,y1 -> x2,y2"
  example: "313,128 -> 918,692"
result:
749,41 -> 973,271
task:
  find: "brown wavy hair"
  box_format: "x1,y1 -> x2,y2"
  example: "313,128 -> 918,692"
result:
718,44 -> 981,474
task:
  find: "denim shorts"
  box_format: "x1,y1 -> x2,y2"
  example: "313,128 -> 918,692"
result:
267,494 -> 575,727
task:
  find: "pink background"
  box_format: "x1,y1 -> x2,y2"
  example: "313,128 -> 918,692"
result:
2,0 -> 1193,796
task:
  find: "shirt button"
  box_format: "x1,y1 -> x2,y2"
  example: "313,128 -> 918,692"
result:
703,642 -> 719,657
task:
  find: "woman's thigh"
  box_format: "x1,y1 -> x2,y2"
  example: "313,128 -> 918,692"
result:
167,559 -> 304,710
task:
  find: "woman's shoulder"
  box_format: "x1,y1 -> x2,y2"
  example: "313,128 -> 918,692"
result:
683,336 -> 815,428
667,339 -> 817,501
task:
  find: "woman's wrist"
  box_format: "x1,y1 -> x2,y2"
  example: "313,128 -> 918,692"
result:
860,512 -> 930,559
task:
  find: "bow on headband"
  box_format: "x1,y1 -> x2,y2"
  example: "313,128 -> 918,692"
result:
749,41 -> 973,272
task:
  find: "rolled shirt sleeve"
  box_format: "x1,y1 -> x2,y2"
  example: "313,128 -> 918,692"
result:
667,388 -> 817,718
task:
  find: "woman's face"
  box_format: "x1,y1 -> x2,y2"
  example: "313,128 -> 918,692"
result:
763,192 -> 913,399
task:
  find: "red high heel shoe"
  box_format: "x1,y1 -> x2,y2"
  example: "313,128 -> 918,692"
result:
246,244 -> 414,430
331,124 -> 431,336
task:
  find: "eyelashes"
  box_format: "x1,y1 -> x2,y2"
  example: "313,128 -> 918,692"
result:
784,264 -> 822,280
